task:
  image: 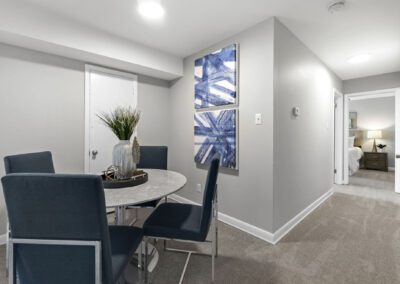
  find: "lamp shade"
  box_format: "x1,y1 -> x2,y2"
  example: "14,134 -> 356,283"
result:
367,130 -> 382,139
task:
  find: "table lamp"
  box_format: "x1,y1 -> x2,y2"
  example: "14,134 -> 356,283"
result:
367,130 -> 382,152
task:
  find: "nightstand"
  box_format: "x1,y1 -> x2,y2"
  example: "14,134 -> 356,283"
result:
363,152 -> 388,172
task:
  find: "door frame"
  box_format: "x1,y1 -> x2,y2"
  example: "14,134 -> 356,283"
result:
333,88 -> 344,184
84,64 -> 138,173
343,88 -> 400,190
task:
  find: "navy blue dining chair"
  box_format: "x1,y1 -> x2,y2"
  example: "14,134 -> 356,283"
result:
1,173 -> 144,284
126,146 -> 168,225
4,151 -> 55,174
3,151 -> 56,276
143,157 -> 220,282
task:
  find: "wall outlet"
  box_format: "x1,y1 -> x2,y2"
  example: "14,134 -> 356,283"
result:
196,183 -> 202,193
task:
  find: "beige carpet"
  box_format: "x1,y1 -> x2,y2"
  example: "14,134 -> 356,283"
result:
1,191 -> 400,283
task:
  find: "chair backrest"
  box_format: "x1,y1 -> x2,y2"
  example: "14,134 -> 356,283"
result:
4,151 -> 55,174
1,174 -> 113,284
199,157 -> 220,241
137,146 -> 168,170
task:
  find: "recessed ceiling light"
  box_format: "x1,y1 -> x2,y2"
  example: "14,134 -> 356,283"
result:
348,53 -> 371,64
138,0 -> 165,20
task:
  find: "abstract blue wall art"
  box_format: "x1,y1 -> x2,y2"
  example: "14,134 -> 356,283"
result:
194,109 -> 238,169
194,44 -> 238,109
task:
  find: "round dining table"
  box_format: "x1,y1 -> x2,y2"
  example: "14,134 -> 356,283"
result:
103,169 -> 187,281
104,169 -> 187,225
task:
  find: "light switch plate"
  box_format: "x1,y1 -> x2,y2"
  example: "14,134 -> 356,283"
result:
255,113 -> 262,125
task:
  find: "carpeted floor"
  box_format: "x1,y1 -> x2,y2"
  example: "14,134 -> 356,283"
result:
1,188 -> 400,283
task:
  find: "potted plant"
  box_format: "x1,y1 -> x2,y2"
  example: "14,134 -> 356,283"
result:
377,144 -> 387,153
97,106 -> 140,179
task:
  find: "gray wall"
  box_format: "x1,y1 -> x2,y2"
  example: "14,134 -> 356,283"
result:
0,43 -> 170,235
349,97 -> 395,168
272,20 -> 343,230
169,19 -> 275,232
344,72 -> 400,94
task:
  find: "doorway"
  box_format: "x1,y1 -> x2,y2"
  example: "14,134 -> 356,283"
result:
342,88 -> 400,193
334,89 -> 344,185
84,65 -> 138,174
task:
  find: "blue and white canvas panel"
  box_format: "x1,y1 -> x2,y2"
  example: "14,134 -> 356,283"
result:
194,44 -> 238,109
194,109 -> 238,169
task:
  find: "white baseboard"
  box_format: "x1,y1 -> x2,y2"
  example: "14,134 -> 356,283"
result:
170,188 -> 333,245
271,188 -> 333,244
389,167 -> 395,172
0,234 -> 7,245
170,194 -> 275,243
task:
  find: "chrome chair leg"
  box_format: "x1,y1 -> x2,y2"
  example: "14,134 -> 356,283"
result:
138,242 -> 143,269
144,238 -> 149,283
5,223 -> 9,277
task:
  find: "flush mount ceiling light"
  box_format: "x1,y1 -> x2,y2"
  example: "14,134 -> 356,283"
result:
138,0 -> 165,20
348,53 -> 372,64
328,0 -> 346,13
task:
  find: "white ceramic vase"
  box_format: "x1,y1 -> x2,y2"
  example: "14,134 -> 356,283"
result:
112,140 -> 135,179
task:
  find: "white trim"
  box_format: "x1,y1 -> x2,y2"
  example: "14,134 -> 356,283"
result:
347,88 -> 399,99
343,95 -> 350,184
170,188 -> 333,245
170,194 -> 274,243
272,188 -> 333,244
395,88 -> 400,193
333,89 -> 344,184
84,64 -> 138,174
0,234 -> 7,246
349,93 -> 395,101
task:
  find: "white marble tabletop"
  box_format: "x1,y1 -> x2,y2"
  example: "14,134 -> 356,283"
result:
104,169 -> 187,208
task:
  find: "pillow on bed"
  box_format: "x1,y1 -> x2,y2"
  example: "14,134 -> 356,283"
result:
348,136 -> 355,147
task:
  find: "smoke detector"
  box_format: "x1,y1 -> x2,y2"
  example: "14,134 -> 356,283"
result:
328,0 -> 346,13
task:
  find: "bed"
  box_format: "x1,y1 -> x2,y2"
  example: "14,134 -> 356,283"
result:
348,136 -> 363,175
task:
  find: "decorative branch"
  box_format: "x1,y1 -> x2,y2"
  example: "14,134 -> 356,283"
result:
97,106 -> 140,140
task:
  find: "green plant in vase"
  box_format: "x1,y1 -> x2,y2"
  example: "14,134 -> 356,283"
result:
97,106 -> 140,179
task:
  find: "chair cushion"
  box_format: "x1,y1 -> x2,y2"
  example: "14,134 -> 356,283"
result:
109,226 -> 143,282
143,203 -> 204,242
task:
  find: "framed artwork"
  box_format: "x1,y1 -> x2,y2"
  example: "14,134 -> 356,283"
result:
194,44 -> 238,109
194,109 -> 238,169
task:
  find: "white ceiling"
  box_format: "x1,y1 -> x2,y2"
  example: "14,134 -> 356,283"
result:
18,0 -> 400,80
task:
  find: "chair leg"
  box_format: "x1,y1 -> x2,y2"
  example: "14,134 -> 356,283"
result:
212,226 -> 216,283
5,223 -> 9,276
144,238 -> 149,283
138,242 -> 143,269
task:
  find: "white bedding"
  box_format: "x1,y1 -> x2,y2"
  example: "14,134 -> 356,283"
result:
349,147 -> 363,175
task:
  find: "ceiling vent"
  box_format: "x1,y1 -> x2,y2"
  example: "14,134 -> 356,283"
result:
328,0 -> 346,13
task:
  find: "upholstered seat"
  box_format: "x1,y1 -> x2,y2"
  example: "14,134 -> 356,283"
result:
143,203 -> 204,241
2,173 -> 144,284
109,226 -> 143,281
143,157 -> 220,281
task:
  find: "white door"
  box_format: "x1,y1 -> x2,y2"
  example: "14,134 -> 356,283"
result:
85,65 -> 138,174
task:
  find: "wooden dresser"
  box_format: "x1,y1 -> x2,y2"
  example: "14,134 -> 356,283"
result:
362,152 -> 388,172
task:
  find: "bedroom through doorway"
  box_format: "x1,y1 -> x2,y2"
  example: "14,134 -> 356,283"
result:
341,88 -> 400,195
